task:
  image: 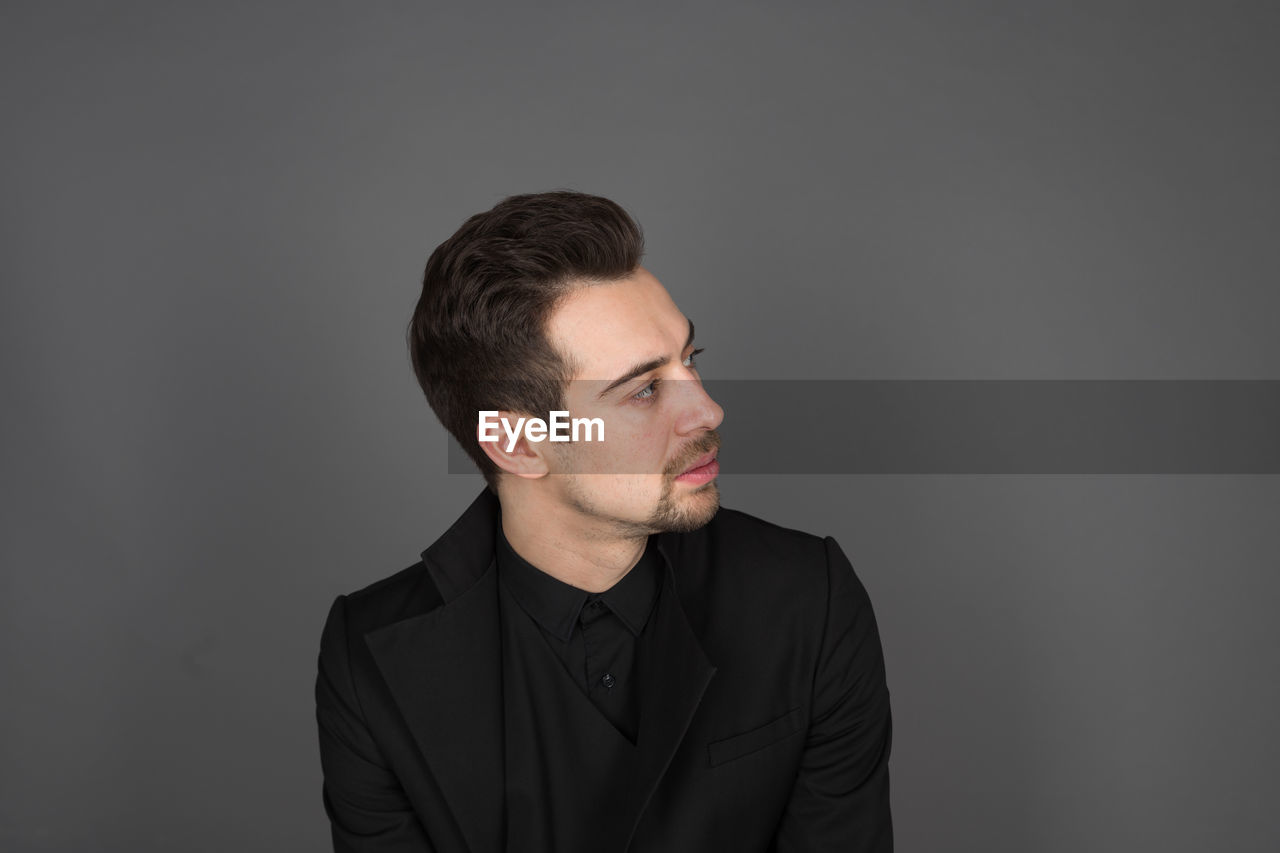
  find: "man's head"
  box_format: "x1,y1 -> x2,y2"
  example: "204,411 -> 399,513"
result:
408,190 -> 722,535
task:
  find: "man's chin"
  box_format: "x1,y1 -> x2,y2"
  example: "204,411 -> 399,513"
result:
655,482 -> 721,533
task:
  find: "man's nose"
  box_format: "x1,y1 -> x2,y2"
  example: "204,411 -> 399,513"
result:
675,378 -> 724,434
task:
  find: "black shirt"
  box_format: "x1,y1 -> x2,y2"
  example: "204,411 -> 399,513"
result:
495,523 -> 662,743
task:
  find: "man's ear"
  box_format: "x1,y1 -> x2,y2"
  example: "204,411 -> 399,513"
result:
475,410 -> 550,480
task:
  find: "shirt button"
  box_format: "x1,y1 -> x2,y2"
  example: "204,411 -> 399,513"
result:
601,673 -> 616,688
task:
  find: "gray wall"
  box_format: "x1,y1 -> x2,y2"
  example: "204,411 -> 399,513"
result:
3,2 -> 1277,851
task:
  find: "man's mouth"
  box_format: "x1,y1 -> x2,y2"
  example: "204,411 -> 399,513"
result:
680,451 -> 717,474
675,449 -> 720,483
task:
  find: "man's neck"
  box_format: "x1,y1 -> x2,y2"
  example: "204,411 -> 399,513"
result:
497,489 -> 650,594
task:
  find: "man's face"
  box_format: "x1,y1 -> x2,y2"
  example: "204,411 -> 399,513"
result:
541,267 -> 724,535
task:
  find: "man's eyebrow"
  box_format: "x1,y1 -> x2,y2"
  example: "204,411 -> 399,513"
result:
595,319 -> 695,400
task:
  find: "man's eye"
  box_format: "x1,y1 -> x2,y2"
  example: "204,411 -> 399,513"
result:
633,349 -> 705,404
633,380 -> 658,402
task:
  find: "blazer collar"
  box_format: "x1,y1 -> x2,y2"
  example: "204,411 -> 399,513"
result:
422,487 -> 504,603
365,489 -> 715,853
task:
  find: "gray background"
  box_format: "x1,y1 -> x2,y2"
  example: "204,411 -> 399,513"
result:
3,1 -> 1277,851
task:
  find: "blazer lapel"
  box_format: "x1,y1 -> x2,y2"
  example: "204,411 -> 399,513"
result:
365,490 -> 506,853
619,545 -> 718,851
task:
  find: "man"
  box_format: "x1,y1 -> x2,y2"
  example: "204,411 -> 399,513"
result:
315,191 -> 893,852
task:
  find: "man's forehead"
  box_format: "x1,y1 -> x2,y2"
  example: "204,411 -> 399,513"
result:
548,272 -> 689,380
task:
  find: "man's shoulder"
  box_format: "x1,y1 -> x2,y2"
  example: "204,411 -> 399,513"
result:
706,504 -> 829,550
333,558 -> 444,638
674,504 -> 838,591
670,506 -> 856,649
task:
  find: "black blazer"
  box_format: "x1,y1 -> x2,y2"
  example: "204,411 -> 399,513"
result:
315,489 -> 892,852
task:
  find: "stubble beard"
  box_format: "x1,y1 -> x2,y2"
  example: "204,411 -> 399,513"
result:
646,476 -> 721,533
557,432 -> 723,537
563,473 -> 721,538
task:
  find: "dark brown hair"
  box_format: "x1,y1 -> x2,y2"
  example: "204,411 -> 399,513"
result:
407,191 -> 645,492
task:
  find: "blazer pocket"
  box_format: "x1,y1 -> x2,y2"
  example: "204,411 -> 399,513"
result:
707,706 -> 805,767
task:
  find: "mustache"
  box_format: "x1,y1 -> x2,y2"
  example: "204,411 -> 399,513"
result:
665,430 -> 722,476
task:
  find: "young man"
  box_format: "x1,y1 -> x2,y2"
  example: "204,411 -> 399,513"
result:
315,191 -> 893,852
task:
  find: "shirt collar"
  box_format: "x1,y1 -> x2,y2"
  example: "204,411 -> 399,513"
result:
495,521 -> 663,642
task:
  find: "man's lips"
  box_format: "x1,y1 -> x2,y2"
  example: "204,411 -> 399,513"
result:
679,451 -> 718,475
